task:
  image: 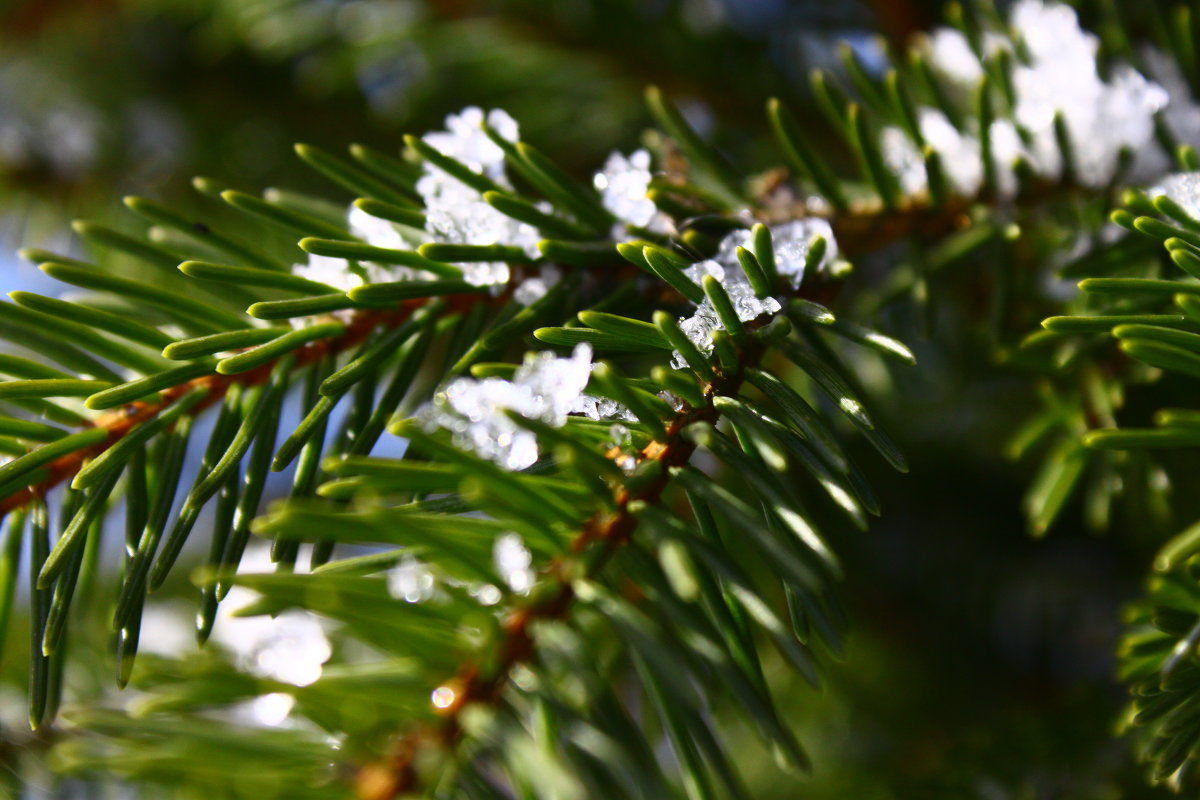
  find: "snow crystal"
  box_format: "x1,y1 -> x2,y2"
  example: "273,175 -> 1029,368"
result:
711,219 -> 836,287
1147,172 -> 1200,219
909,0 -> 1173,193
294,253 -> 361,292
666,223 -> 841,368
346,203 -> 447,285
672,276 -> 781,369
510,345 -> 595,422
925,29 -> 986,89
770,218 -> 838,280
727,278 -> 782,320
422,106 -> 516,180
213,549 -> 332,690
675,303 -> 724,367
882,125 -> 928,198
1009,2 -> 1167,187
349,203 -> 407,250
419,343 -> 595,470
387,556 -> 436,603
290,202 -> 444,312
1011,0 -> 1097,67
245,693 -> 296,727
571,394 -> 636,422
677,258 -> 722,286
423,188 -> 541,262
594,148 -> 669,232
514,264 -> 562,306
1144,47 -> 1200,165
922,109 -> 984,194
413,110 -> 585,285
416,107 -> 542,289
493,533 -> 534,594
989,119 -> 1025,198
885,115 -> 968,195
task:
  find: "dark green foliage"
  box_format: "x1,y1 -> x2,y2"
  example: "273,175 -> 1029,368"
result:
0,71 -> 932,793
4,1 -> 1200,798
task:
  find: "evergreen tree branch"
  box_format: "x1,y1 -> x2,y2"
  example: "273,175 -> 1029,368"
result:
10,4 -> 1198,794
356,298 -> 780,800
0,297 -> 482,522
0,185 -> 991,528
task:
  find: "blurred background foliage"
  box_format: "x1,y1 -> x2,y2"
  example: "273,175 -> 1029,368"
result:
0,0 -> 1189,797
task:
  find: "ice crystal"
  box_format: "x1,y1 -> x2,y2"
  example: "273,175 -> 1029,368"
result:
1008,1 -> 1167,187
713,231 -> 748,269
1011,0 -> 1095,67
665,225 -> 836,368
242,694 -> 297,728
678,258 -> 722,286
291,202 -> 440,308
422,184 -> 541,263
672,276 -> 781,369
604,423 -> 640,473
346,203 -> 448,285
921,110 -> 984,194
883,109 -> 1027,200
727,279 -> 782,319
675,303 -> 723,366
349,203 -> 407,250
924,28 -> 989,91
988,120 -> 1025,199
1144,47 -> 1200,157
416,107 -> 542,289
473,584 -> 503,606
712,220 -> 836,285
511,345 -> 595,422
294,253 -> 362,292
421,188 -> 521,289
1011,61 -> 1162,186
713,223 -> 827,283
387,556 -> 436,603
288,253 -> 367,331
422,106 -> 516,180
1147,172 -> 1200,219
513,264 -> 562,307
910,1 -> 1173,194
771,218 -> 838,279
419,343 -> 595,470
494,533 -> 534,594
881,125 -> 927,198
658,390 -> 685,412
923,27 -> 1012,96
594,148 -> 669,232
458,257 -> 513,289
213,549 -> 331,689
288,204 -> 434,329
572,394 -> 636,422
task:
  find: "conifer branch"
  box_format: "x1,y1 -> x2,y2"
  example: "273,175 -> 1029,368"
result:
357,302 -> 777,800
9,2 -> 1200,795
0,295 -> 487,522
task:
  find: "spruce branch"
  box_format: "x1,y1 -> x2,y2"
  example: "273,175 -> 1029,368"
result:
8,2 -> 1200,796
0,190 -> 1014,533
0,297 -> 480,523
355,289 -> 782,800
